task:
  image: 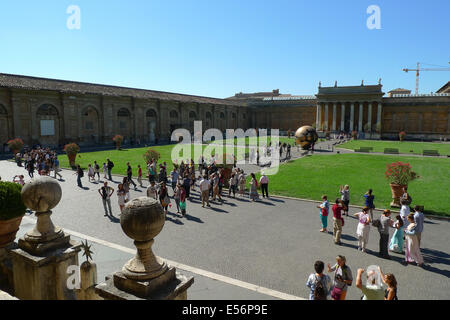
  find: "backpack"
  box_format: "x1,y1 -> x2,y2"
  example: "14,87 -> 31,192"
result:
313,275 -> 327,300
341,265 -> 352,286
110,161 -> 115,168
79,169 -> 84,177
372,218 -> 381,228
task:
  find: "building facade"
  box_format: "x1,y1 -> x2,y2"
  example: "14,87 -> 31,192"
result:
0,73 -> 251,147
1,73 -> 450,148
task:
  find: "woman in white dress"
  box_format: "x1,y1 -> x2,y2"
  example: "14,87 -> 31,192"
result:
88,164 -> 95,182
353,207 -> 371,252
405,213 -> 424,266
117,183 -> 126,213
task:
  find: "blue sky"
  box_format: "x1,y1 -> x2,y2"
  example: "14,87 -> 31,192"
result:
0,0 -> 448,98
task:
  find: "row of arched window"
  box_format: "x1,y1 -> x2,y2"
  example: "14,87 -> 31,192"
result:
0,103 -> 242,121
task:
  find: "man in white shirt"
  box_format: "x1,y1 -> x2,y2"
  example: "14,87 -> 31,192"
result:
199,175 -> 211,208
259,173 -> 269,198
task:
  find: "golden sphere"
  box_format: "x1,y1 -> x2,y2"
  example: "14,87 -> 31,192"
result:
294,126 -> 318,149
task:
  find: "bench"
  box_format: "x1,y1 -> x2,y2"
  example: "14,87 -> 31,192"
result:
423,150 -> 440,156
358,147 -> 373,153
384,148 -> 399,154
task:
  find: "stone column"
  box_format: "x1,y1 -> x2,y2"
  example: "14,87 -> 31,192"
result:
95,197 -> 194,300
350,103 -> 355,131
332,103 -> 337,132
358,102 -> 363,132
316,103 -> 321,130
11,177 -> 81,300
324,103 -> 329,131
368,102 -> 373,132
377,102 -> 382,131
341,103 -> 346,132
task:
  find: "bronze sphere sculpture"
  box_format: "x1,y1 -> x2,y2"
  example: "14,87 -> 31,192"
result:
295,126 -> 319,150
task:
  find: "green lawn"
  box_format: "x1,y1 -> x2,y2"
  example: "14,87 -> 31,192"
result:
59,144 -> 248,177
250,153 -> 450,216
339,140 -> 450,155
209,136 -> 297,146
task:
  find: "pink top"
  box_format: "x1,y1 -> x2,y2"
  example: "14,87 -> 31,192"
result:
357,212 -> 370,225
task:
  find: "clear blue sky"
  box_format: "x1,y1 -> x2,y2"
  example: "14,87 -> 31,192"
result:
0,0 -> 449,98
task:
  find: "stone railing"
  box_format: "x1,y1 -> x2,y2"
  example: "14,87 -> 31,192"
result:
391,93 -> 450,98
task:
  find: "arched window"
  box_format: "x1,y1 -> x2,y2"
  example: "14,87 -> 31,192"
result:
189,111 -> 197,119
37,104 -> 58,116
220,112 -> 225,119
117,108 -> 130,117
170,110 -> 178,119
0,104 -> 6,115
146,109 -> 157,117
206,112 -> 212,119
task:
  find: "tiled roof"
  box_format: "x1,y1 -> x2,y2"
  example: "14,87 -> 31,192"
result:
0,73 -> 245,107
436,81 -> 450,93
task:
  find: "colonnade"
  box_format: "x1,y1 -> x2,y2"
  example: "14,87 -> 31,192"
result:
316,101 -> 382,133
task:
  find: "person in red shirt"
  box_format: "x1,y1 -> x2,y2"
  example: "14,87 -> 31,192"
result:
137,165 -> 143,187
332,199 -> 346,245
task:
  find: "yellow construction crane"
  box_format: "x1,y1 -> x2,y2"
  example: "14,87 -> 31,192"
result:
402,62 -> 450,95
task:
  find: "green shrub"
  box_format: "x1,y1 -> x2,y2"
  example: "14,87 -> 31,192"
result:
0,182 -> 26,220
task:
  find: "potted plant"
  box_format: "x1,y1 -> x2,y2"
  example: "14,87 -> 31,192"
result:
385,162 -> 418,208
399,131 -> 406,142
143,148 -> 161,164
113,135 -> 124,150
63,143 -> 80,169
7,138 -> 24,155
0,182 -> 27,248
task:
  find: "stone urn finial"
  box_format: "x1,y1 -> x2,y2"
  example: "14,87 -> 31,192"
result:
21,176 -> 64,244
120,197 -> 168,281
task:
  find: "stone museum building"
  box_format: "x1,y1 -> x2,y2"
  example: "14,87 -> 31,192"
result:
0,73 -> 449,148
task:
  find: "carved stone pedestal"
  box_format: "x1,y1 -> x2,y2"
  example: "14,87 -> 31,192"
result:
95,266 -> 193,300
9,176 -> 82,300
0,243 -> 17,295
95,197 -> 194,300
11,238 -> 81,300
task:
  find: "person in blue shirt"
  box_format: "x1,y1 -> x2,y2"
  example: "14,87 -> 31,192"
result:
306,260 -> 332,300
363,189 -> 375,220
317,195 -> 329,232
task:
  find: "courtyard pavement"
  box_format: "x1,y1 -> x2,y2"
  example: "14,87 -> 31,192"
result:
1,154 -> 449,300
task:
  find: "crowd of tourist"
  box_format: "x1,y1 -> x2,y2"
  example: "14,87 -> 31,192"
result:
3,139 -> 430,301
12,146 -> 63,180
317,186 -> 425,265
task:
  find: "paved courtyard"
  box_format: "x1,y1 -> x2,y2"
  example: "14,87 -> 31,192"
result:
1,157 -> 449,300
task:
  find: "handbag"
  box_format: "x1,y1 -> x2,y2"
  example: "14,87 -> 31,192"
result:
331,286 -> 343,300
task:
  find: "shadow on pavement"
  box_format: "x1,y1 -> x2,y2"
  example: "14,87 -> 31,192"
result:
222,201 -> 237,207
268,198 -> 285,203
258,201 -> 275,206
340,234 -> 357,241
184,214 -> 204,224
165,214 -> 184,225
209,207 -> 228,213
421,248 -> 450,266
107,215 -> 120,223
